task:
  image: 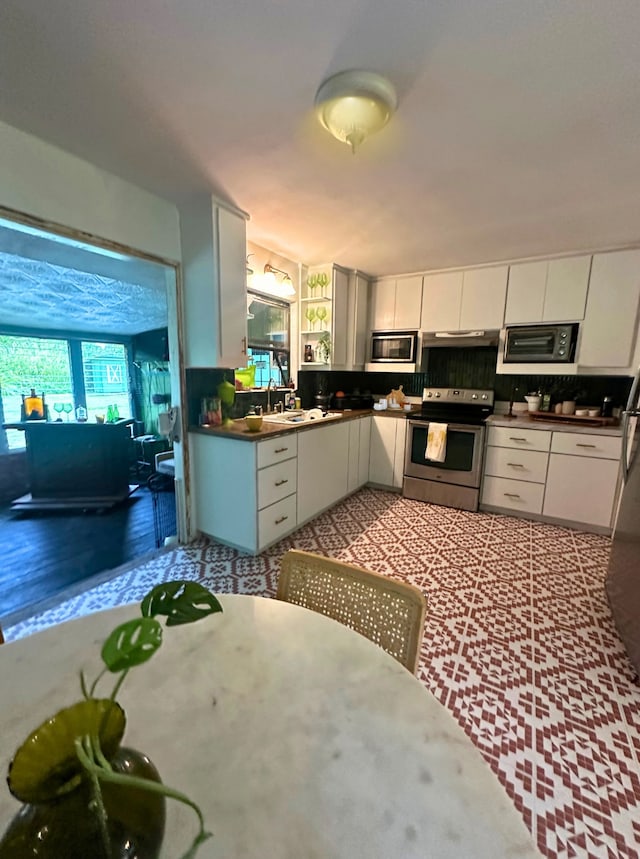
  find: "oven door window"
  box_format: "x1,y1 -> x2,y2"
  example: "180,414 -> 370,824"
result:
409,424 -> 476,472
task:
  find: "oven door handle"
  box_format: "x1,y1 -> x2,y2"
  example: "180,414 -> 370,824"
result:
407,420 -> 483,435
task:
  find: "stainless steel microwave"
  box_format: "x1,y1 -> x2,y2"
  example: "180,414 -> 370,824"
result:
366,331 -> 420,372
503,323 -> 578,363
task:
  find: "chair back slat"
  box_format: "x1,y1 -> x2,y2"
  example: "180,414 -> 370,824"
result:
278,550 -> 427,674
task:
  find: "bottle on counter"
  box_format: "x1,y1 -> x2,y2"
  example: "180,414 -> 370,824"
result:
601,396 -> 614,418
540,391 -> 551,412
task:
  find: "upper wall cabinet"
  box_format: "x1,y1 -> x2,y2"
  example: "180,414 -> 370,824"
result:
421,265 -> 508,332
370,275 -> 423,330
578,249 -> 640,368
345,271 -> 371,369
505,255 -> 591,324
180,197 -> 248,369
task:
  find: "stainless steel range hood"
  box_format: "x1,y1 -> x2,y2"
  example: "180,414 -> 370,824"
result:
421,330 -> 500,348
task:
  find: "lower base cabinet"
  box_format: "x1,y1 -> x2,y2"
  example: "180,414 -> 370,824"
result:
543,453 -> 620,529
369,417 -> 406,488
481,425 -> 622,533
191,431 -> 298,554
297,421 -> 350,525
348,416 -> 372,493
191,415 -> 373,553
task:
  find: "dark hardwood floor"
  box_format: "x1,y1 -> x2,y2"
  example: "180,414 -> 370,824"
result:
0,486 -> 160,627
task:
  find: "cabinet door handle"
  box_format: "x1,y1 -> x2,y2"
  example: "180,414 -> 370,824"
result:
274,447 -> 288,453
504,492 -> 521,498
509,436 -> 528,442
275,479 -> 289,486
576,443 -> 596,448
241,336 -> 247,354
275,515 -> 289,525
507,462 -> 524,468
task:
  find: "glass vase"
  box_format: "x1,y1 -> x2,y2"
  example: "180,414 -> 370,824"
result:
0,700 -> 165,859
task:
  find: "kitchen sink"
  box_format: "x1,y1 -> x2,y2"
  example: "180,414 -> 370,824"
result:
262,410 -> 344,425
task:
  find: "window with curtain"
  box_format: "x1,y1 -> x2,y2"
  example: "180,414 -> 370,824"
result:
246,292 -> 290,387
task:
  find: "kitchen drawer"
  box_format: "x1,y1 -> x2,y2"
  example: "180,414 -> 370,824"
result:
484,446 -> 549,484
257,435 -> 298,469
487,425 -> 551,452
258,493 -> 297,548
481,475 -> 545,515
550,432 -> 621,460
257,457 -> 297,510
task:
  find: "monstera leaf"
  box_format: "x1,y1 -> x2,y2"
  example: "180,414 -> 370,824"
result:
141,580 -> 223,626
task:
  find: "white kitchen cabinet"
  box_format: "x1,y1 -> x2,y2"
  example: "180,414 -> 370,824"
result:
544,255 -> 591,321
358,416 -> 372,488
420,271 -> 463,332
505,255 -> 590,324
370,275 -> 423,331
481,426 -> 550,516
420,266 -> 507,332
543,454 -> 620,529
394,276 -> 424,329
348,416 -> 372,494
345,271 -> 370,369
348,420 -> 360,494
370,278 -> 396,330
393,419 -> 407,488
482,421 -> 622,532
369,416 -> 406,489
190,431 -> 297,554
180,196 -> 248,369
578,250 -> 640,368
300,264 -> 349,370
460,266 -> 508,330
504,261 -> 546,324
297,421 -> 350,524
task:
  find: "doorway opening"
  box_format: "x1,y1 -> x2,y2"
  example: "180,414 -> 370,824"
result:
0,212 -> 185,627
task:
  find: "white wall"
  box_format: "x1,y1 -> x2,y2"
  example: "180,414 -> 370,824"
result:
0,120 -> 181,260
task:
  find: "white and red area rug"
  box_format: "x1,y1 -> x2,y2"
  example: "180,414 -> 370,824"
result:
6,488 -> 640,858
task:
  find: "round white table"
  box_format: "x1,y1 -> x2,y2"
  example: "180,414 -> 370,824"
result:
0,595 -> 539,858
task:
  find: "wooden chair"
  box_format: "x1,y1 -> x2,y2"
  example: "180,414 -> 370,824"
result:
277,550 -> 427,674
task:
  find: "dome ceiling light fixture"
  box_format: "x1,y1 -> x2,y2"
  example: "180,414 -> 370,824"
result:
314,70 -> 398,154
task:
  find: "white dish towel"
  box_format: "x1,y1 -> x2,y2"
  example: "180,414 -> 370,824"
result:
425,422 -> 448,462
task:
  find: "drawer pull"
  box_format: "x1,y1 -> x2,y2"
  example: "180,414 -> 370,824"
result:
275,515 -> 289,525
274,447 -> 289,453
504,492 -> 521,499
274,479 -> 289,486
509,436 -> 528,442
507,462 -> 524,468
576,443 -> 596,448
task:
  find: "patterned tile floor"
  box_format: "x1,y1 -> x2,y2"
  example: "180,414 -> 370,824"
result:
6,488 -> 640,858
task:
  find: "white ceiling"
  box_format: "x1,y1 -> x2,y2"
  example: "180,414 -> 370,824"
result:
0,0 -> 639,277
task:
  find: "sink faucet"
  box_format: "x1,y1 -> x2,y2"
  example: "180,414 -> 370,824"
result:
266,379 -> 276,413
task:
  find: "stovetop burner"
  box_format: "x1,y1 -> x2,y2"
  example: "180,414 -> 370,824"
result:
413,387 -> 495,425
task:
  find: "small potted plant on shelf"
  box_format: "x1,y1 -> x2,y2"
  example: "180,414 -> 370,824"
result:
317,332 -> 331,364
0,581 -> 223,859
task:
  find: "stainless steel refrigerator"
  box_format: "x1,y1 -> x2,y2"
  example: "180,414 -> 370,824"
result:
606,369 -> 640,675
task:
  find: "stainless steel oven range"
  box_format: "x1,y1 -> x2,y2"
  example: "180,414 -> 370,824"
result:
403,387 -> 494,512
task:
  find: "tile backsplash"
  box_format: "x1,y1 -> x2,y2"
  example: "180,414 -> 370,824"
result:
296,346 -> 633,411
187,350 -> 633,420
